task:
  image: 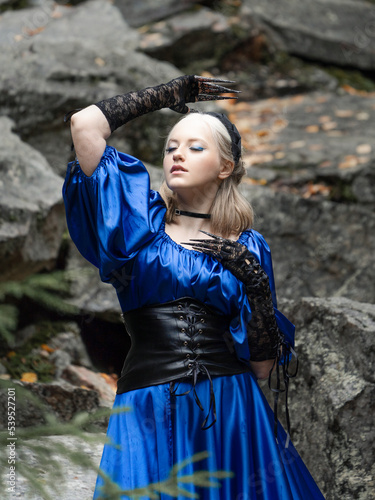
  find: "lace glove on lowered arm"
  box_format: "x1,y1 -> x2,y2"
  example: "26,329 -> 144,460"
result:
94,75 -> 239,133
185,232 -> 299,444
185,231 -> 283,362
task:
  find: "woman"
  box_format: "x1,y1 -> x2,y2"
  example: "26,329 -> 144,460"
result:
63,75 -> 325,499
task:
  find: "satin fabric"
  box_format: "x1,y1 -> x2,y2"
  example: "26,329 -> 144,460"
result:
63,146 -> 325,499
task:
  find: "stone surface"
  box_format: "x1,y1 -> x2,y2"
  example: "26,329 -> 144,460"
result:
0,117 -> 65,280
3,434 -> 103,500
0,380 -> 101,428
241,0 -> 375,70
240,183 -> 375,303
62,365 -> 117,406
262,297 -> 375,500
138,6 -> 239,71
219,90 -> 375,209
114,0 -> 200,27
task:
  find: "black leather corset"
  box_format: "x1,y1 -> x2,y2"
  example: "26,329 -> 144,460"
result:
117,297 -> 251,428
117,297 -> 251,395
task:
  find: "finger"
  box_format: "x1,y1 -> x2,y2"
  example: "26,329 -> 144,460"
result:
197,95 -> 239,102
182,240 -> 221,251
195,76 -> 237,84
199,82 -> 241,94
198,230 -> 224,240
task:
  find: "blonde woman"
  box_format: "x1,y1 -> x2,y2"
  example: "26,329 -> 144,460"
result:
63,75 -> 324,499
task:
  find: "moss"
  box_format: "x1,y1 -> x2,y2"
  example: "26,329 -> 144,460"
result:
323,66 -> 375,92
2,320 -> 73,382
0,0 -> 28,13
329,181 -> 357,203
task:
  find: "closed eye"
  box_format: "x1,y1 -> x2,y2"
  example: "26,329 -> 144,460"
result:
190,146 -> 205,152
165,147 -> 177,154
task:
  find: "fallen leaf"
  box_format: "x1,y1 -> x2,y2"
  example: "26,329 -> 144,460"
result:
21,372 -> 38,383
289,140 -> 306,149
305,125 -> 319,133
256,129 -> 270,138
322,121 -> 337,131
335,109 -> 354,118
302,183 -> 331,198
41,344 -> 55,353
319,115 -> 332,123
356,112 -> 370,121
245,153 -> 274,165
25,26 -> 45,36
319,160 -> 333,168
95,57 -> 105,67
309,144 -> 323,151
243,178 -> 268,185
275,151 -> 286,159
356,144 -> 372,155
339,155 -> 359,169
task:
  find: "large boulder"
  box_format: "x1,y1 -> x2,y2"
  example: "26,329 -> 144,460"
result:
219,90 -> 375,209
264,297 -> 375,500
241,182 -> 375,303
241,0 -> 375,70
0,117 -> 65,280
114,0 -> 200,28
0,0 -> 181,167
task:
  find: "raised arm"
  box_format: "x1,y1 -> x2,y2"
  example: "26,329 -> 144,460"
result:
67,75 -> 239,176
70,106 -> 110,176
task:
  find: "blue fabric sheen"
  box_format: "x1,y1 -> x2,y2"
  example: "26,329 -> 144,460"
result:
62,146 -> 324,499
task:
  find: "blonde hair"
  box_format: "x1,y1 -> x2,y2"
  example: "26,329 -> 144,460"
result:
159,112 -> 253,238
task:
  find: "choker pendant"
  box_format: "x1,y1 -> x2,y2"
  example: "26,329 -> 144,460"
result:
175,209 -> 211,219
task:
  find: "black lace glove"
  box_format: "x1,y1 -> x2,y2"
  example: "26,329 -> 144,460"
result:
184,231 -> 283,362
94,75 -> 239,133
185,231 -> 298,443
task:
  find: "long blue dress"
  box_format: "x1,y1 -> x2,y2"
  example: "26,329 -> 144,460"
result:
63,146 -> 325,499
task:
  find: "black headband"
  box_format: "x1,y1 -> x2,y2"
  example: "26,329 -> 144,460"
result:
205,112 -> 242,165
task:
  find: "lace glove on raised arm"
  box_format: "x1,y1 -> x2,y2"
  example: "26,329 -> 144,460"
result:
184,231 -> 282,362
94,75 -> 239,133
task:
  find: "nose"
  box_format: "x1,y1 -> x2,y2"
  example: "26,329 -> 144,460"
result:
173,148 -> 184,161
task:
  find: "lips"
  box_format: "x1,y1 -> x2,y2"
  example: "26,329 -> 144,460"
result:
171,165 -> 187,173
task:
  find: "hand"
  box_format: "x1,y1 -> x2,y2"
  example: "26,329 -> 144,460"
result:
183,231 -> 270,294
167,75 -> 240,114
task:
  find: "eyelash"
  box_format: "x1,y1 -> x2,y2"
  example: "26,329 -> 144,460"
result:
165,146 -> 205,153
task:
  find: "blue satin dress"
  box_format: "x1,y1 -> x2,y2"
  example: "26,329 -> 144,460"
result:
63,146 -> 325,499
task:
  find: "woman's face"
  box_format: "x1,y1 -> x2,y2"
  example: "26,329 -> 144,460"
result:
163,115 -> 227,197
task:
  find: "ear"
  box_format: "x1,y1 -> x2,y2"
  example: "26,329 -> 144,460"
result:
218,159 -> 234,180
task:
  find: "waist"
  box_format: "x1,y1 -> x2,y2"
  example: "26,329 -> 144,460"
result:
117,297 -> 251,395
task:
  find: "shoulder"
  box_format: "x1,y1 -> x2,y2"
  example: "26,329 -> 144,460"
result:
240,229 -> 271,254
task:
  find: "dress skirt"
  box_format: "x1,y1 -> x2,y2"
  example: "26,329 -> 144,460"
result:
93,372 -> 324,499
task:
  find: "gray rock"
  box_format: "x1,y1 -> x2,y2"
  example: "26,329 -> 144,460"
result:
241,0 -> 375,70
227,90 -> 375,208
0,380 -> 101,428
3,434 -> 103,500
0,0 -> 180,135
240,183 -> 375,303
263,297 -> 375,500
114,0 -> 200,27
0,117 -> 65,280
138,6 -> 239,71
49,327 -> 93,370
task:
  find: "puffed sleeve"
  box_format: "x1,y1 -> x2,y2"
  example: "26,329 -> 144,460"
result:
62,146 -> 166,281
229,230 -> 295,363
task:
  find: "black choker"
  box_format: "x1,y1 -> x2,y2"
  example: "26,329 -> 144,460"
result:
175,209 -> 211,219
